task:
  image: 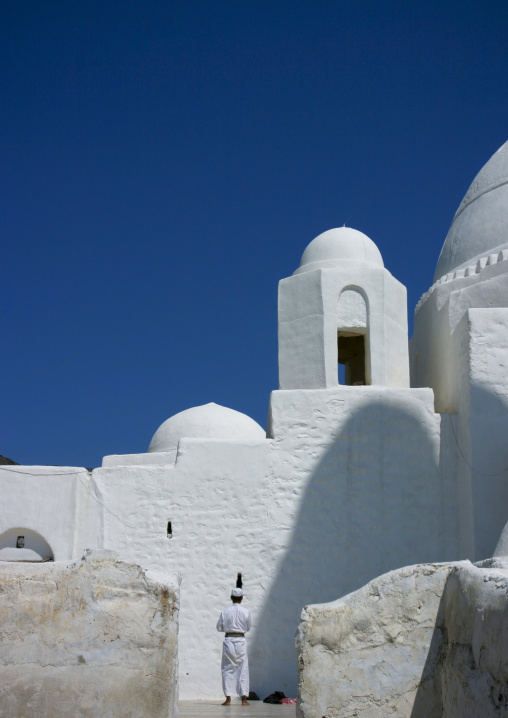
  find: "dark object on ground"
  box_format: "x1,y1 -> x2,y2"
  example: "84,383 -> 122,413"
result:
263,692 -> 286,704
248,692 -> 260,701
0,455 -> 18,465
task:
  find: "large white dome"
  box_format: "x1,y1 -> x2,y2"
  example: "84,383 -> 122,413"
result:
148,402 -> 266,453
434,140 -> 508,281
294,227 -> 383,275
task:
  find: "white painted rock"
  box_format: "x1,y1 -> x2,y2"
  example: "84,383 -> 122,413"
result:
439,557 -> 508,717
296,562 -> 455,718
0,549 -> 179,718
296,558 -> 508,718
493,520 -> 508,557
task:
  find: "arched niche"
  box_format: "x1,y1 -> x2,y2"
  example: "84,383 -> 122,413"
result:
0,527 -> 54,562
337,287 -> 370,385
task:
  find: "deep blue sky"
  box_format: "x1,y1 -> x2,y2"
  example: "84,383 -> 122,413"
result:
2,1 -> 508,467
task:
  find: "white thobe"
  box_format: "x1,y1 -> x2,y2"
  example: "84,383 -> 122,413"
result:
216,604 -> 251,697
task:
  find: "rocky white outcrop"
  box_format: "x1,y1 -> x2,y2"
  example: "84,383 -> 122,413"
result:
296,562 -> 455,718
0,550 -> 179,718
439,557 -> 508,717
296,558 -> 508,718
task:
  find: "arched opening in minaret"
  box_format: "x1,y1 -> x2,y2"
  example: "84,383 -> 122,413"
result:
337,288 -> 369,386
338,332 -> 366,385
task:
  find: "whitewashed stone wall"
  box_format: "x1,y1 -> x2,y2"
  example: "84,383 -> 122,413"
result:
0,550 -> 179,718
252,386 -> 456,697
0,384 -> 460,701
278,266 -> 409,390
0,465 -> 102,561
466,309 -> 508,559
296,557 -> 508,718
411,301 -> 508,561
93,439 -> 271,701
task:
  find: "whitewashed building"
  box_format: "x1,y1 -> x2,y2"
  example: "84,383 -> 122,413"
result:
2,140 -> 508,701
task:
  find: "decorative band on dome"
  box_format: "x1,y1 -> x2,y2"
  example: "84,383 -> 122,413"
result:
434,140 -> 508,282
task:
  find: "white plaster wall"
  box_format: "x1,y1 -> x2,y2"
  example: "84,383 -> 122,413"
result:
383,273 -> 410,387
411,265 -> 508,561
91,440 -> 272,701
413,304 -> 508,560
410,284 -> 459,413
102,451 -> 177,467
0,466 -> 102,561
438,412 -> 462,558
410,258 -> 508,412
467,308 -> 508,559
337,288 -> 367,327
1,389 -> 461,700
0,550 -> 179,718
447,266 -> 508,333
0,450 -> 279,701
279,267 -> 409,390
411,295 -> 475,560
278,269 -> 327,390
451,311 -> 476,561
258,386 -> 457,696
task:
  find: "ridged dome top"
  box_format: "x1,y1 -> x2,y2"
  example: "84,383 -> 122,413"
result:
294,227 -> 383,275
434,140 -> 508,281
148,402 -> 266,453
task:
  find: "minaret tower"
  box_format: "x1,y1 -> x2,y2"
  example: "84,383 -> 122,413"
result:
278,227 -> 409,389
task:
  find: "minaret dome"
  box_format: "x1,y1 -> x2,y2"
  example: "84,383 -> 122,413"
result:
295,227 -> 384,275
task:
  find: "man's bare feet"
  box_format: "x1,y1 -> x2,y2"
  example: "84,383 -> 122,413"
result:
222,697 -> 231,706
241,697 -> 250,706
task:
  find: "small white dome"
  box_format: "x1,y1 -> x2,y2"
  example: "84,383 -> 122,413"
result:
434,140 -> 508,281
294,227 -> 384,275
148,402 -> 266,453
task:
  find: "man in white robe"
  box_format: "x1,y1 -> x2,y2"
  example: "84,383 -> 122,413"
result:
216,588 -> 251,705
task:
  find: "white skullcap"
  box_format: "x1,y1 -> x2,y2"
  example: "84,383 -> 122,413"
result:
231,588 -> 243,597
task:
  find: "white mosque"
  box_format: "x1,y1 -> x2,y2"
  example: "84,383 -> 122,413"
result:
2,139 -> 508,701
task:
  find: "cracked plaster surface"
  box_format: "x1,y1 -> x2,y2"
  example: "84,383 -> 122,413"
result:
0,550 -> 179,718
